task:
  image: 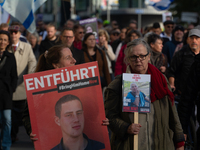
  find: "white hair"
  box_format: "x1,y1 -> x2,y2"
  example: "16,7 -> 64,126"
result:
130,83 -> 138,89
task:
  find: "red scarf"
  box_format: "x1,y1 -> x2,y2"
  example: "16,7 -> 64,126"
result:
147,63 -> 174,105
130,63 -> 174,105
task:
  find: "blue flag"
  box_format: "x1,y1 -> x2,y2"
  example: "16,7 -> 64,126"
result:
0,0 -> 47,33
149,0 -> 174,11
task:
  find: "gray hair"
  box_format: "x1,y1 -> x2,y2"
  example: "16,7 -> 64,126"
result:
28,32 -> 39,42
130,82 -> 138,89
124,38 -> 151,65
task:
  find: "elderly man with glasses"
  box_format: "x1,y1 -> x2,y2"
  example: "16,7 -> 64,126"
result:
59,28 -> 85,65
9,22 -> 37,143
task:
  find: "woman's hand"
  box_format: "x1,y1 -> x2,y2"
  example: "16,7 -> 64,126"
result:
102,118 -> 109,126
30,132 -> 38,142
176,146 -> 184,150
127,123 -> 142,135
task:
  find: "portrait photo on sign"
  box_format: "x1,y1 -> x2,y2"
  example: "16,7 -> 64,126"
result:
23,62 -> 110,150
122,73 -> 151,113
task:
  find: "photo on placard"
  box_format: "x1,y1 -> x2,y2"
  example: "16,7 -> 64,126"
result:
122,73 -> 151,113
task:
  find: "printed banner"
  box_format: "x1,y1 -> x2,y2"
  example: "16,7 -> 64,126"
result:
24,62 -> 110,150
122,73 -> 151,113
79,17 -> 99,43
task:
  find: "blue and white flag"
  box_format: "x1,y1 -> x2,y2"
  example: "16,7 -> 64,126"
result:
148,0 -> 174,11
0,0 -> 47,33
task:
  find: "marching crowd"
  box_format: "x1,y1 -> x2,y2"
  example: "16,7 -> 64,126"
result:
0,17 -> 199,150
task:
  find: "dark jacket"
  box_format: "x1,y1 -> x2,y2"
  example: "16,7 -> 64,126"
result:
39,36 -> 59,55
162,39 -> 182,64
178,53 -> 200,134
71,45 -> 85,65
33,44 -> 40,61
56,40 -> 85,65
83,47 -> 111,88
51,134 -> 105,150
167,45 -> 196,93
0,50 -> 18,110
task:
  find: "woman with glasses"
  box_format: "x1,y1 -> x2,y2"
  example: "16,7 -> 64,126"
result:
104,38 -> 185,150
147,33 -> 168,74
0,30 -> 18,150
82,32 -> 111,89
115,29 -> 142,76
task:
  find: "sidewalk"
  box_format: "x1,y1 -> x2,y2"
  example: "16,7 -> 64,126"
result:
10,126 -> 34,150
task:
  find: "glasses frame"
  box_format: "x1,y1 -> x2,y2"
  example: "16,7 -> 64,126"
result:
129,52 -> 149,61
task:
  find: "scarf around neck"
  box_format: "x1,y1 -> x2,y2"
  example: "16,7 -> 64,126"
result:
127,63 -> 174,105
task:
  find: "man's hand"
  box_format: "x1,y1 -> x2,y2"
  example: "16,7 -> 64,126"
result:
169,77 -> 176,92
30,132 -> 38,142
176,146 -> 184,150
170,84 -> 176,92
160,66 -> 166,73
127,123 -> 142,135
184,134 -> 187,141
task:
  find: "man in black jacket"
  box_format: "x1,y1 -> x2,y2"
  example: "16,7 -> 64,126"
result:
177,53 -> 200,149
167,28 -> 200,95
39,23 -> 59,55
59,28 -> 85,65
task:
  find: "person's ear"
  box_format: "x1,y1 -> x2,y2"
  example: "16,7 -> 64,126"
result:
60,35 -> 63,41
54,116 -> 61,126
52,63 -> 59,69
150,43 -> 154,49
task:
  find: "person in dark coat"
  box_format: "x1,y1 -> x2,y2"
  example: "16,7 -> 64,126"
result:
39,23 -> 59,55
0,30 -> 18,150
59,28 -> 85,65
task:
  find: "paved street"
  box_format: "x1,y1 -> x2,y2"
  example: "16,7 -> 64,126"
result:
10,126 -> 34,150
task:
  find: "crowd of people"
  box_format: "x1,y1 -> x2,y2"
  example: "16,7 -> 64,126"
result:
0,17 -> 199,150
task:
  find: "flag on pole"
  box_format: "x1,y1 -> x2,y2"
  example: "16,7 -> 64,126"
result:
149,0 -> 174,11
0,0 -> 47,33
0,7 -> 11,24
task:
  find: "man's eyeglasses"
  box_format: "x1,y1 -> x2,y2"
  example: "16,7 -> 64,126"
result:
166,25 -> 174,29
62,36 -> 74,39
112,33 -> 119,36
10,30 -> 18,34
79,32 -> 85,34
129,52 -> 149,61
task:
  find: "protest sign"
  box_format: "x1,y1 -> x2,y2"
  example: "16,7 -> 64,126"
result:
79,17 -> 99,43
24,62 -> 110,150
122,73 -> 151,113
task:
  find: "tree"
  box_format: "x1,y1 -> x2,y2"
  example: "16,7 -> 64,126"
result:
169,0 -> 200,18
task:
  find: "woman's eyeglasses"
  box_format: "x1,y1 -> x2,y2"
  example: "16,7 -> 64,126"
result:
129,52 -> 149,61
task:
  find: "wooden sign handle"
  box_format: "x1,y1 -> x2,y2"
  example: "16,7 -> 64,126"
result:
134,112 -> 138,150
